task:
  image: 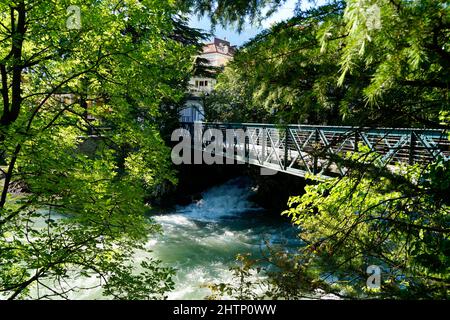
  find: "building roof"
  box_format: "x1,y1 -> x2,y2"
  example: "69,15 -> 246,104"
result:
202,38 -> 236,56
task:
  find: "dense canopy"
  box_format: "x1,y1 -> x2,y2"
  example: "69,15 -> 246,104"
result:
0,0 -> 448,300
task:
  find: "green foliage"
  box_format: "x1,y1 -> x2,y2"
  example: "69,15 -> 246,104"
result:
207,244 -> 348,300
0,0 -> 200,299
335,0 -> 449,128
207,0 -> 449,128
206,1 -> 351,124
210,153 -> 450,299
201,0 -> 450,300
102,258 -> 176,300
178,0 -> 290,31
283,156 -> 450,298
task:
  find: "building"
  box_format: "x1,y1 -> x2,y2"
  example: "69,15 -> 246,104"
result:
179,38 -> 236,123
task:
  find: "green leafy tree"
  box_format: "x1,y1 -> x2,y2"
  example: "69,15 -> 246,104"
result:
279,0 -> 450,298
205,0 -> 449,128
206,0 -> 450,299
339,0 -> 450,127
178,0 -> 290,31
283,156 -> 450,298
0,0 -> 199,299
204,1 -> 369,125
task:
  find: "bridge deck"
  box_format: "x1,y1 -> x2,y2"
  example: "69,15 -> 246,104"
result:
180,122 -> 450,178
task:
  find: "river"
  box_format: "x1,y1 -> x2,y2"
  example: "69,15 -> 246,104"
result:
149,177 -> 301,299
26,177 -> 301,300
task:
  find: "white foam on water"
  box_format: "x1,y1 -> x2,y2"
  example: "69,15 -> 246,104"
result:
166,261 -> 235,300
148,177 -> 291,299
155,214 -> 199,228
173,178 -> 264,222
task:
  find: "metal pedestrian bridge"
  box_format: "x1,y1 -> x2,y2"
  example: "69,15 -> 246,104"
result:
179,122 -> 450,178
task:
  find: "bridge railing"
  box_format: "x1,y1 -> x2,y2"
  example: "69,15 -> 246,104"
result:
180,122 -> 449,178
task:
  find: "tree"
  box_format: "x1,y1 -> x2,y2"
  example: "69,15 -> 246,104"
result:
338,0 -> 450,128
205,0 -> 449,128
206,0 -> 450,299
0,0 -> 199,299
205,1 -> 352,124
178,0 -> 289,31
283,153 -> 450,298
281,0 -> 450,299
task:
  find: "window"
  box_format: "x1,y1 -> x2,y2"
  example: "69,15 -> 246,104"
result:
194,80 -> 209,88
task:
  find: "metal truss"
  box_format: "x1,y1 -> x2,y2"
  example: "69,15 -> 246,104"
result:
181,122 -> 450,178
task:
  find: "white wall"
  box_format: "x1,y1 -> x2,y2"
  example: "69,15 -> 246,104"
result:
180,100 -> 205,122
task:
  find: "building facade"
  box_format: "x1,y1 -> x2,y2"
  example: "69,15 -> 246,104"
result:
180,38 -> 235,122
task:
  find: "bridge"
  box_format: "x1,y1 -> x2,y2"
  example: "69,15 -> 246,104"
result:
179,122 -> 450,179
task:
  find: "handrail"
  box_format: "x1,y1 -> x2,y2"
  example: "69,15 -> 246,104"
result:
180,121 -> 448,136
178,121 -> 450,178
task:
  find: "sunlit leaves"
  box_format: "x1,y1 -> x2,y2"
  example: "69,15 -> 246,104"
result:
0,0 -> 198,299
207,1 -> 349,125
283,152 -> 450,298
340,0 -> 450,105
